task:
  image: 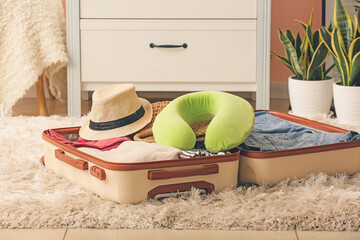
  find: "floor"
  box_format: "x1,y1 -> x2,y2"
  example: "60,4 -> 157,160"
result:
12,97 -> 92,116
7,96 -> 359,239
1,229 -> 360,240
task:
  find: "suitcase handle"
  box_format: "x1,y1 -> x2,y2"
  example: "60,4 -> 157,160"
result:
90,166 -> 106,180
55,149 -> 88,171
147,181 -> 214,199
148,164 -> 218,180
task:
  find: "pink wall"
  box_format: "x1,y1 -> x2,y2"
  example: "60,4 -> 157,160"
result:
271,0 -> 323,82
62,0 -> 66,17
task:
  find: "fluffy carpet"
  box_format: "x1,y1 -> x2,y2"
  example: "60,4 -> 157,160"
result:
0,115 -> 359,230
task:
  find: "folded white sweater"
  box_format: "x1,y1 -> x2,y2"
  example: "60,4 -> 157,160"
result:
78,141 -> 182,163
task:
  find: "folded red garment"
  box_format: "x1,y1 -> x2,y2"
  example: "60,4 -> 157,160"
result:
46,129 -> 131,151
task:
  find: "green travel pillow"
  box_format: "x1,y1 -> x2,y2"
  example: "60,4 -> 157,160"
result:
152,91 -> 255,152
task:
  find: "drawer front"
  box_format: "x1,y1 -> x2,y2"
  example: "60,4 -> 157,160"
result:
80,20 -> 256,85
80,0 -> 257,19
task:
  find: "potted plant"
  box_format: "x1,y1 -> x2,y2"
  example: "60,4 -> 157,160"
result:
272,11 -> 335,118
320,0 -> 360,125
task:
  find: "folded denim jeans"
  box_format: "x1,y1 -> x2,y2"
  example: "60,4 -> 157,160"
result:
239,111 -> 360,152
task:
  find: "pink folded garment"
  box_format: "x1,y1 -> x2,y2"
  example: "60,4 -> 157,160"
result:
46,129 -> 131,151
78,141 -> 182,163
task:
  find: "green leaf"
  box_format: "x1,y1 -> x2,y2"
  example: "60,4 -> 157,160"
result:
299,25 -> 312,64
295,33 -> 302,58
290,59 -> 302,79
319,27 -> 335,55
271,52 -> 291,65
328,22 -> 333,32
356,9 -> 360,33
349,51 -> 360,86
286,30 -> 296,48
332,28 -> 350,85
307,42 -> 329,79
354,13 -> 359,39
334,0 -> 354,52
313,30 -> 320,49
299,37 -> 309,79
354,77 -> 360,86
348,37 -> 360,63
271,52 -> 296,75
295,7 -> 313,32
295,20 -> 307,31
308,8 -> 314,27
305,23 -> 313,44
279,29 -> 303,78
305,25 -> 314,72
332,56 -> 345,84
354,10 -> 360,39
324,64 -> 335,77
336,28 -> 348,58
309,67 -> 323,80
308,38 -> 315,61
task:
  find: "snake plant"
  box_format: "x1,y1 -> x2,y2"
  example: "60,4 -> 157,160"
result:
271,10 -> 334,80
320,0 -> 360,86
355,0 -> 360,11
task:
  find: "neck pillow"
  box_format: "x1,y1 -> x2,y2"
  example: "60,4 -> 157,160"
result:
152,91 -> 255,152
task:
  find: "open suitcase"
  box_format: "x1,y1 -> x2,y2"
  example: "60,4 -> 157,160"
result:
42,111 -> 360,203
42,127 -> 239,204
239,111 -> 360,185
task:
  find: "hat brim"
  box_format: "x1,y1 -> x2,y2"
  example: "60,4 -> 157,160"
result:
133,119 -> 210,143
79,98 -> 153,140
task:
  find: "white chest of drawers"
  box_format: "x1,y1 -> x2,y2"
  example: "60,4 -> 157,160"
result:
66,0 -> 271,116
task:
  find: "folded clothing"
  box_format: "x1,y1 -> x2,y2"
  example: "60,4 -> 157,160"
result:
179,142 -> 231,158
46,129 -> 131,151
251,111 -> 313,134
180,149 -> 230,158
239,111 -> 360,152
78,141 -> 182,163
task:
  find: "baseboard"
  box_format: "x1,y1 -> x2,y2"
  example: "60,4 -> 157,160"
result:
270,82 -> 288,99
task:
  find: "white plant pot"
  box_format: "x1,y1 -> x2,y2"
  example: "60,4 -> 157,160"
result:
288,76 -> 334,118
333,82 -> 360,125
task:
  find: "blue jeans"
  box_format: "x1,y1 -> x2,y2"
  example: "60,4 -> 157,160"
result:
239,111 -> 360,152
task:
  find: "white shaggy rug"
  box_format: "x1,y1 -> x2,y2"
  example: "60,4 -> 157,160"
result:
0,115 -> 359,230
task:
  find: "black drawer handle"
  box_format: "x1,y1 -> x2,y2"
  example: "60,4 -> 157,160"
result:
150,43 -> 188,49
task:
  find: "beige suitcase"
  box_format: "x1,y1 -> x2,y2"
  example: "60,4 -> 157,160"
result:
239,111 -> 360,185
42,127 -> 239,204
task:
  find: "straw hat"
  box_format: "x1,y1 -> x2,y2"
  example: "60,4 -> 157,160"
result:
134,101 -> 209,143
79,84 -> 152,140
